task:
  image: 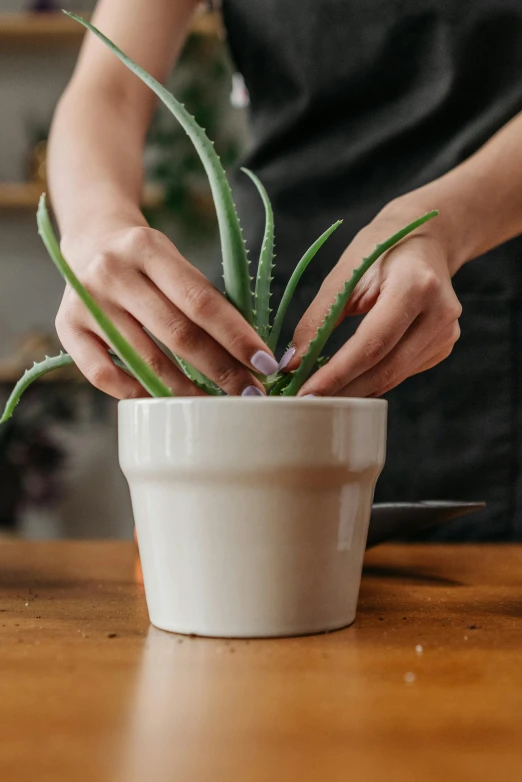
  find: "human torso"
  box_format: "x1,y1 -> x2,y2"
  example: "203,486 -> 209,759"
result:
220,0 -> 522,538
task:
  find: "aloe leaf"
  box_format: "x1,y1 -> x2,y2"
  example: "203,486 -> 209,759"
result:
0,352 -> 74,423
37,194 -> 172,398
108,351 -> 131,375
65,12 -> 253,325
241,168 -> 275,342
147,337 -> 222,395
268,372 -> 293,396
267,220 -> 342,353
282,211 -> 439,395
0,350 -> 142,423
174,356 -> 223,396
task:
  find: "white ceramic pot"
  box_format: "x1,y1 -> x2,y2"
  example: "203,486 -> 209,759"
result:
119,397 -> 387,638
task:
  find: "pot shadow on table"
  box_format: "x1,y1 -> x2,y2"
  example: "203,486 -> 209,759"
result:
362,563 -> 463,587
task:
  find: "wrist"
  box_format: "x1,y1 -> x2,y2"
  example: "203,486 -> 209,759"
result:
59,191 -> 147,260
378,187 -> 470,277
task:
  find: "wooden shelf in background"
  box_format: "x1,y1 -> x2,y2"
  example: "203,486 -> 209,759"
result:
0,182 -> 165,212
0,182 -> 42,210
0,369 -> 78,384
0,12 -> 87,44
0,10 -> 220,46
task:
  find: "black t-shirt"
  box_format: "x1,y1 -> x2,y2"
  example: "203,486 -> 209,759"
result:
221,0 -> 522,539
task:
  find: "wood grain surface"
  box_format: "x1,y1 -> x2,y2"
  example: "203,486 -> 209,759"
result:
0,541 -> 521,782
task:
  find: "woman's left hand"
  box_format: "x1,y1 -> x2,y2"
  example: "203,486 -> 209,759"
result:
287,202 -> 463,397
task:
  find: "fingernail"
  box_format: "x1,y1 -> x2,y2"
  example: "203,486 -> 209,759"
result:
251,350 -> 279,376
241,385 -> 265,397
278,346 -> 296,371
302,394 -> 317,398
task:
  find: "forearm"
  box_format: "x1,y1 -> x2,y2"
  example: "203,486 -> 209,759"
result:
384,111 -> 522,274
47,0 -> 199,247
48,85 -> 147,243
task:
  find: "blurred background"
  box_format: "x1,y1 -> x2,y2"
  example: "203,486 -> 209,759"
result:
0,0 -> 249,539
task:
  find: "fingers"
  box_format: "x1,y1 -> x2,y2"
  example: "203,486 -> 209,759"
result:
371,344 -> 457,397
56,301 -> 202,399
339,320 -> 460,398
74,228 -> 277,393
284,215 -> 462,399
127,227 -> 278,374
289,284 -> 352,364
120,276 -> 267,396
295,248 -> 462,397
409,331 -> 460,376
56,328 -> 147,400
288,250 -> 379,360
96,309 -> 205,396
297,283 -> 424,397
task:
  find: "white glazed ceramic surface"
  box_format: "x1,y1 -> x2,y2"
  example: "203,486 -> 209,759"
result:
119,397 -> 387,638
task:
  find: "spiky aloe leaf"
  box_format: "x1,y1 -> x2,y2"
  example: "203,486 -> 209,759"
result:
267,220 -> 342,353
0,352 -> 74,423
37,194 -> 172,398
0,351 -> 143,423
174,356 -> 223,396
241,168 -> 275,342
65,12 -> 253,325
282,211 -> 439,395
108,351 -> 131,374
268,372 -> 293,396
148,337 -> 222,395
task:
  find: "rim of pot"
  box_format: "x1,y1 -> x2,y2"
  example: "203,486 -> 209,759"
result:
119,397 -> 388,408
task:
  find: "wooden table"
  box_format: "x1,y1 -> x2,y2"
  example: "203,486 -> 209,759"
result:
1,542 -> 521,781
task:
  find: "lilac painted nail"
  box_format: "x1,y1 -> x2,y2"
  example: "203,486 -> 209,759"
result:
241,385 -> 265,397
251,350 -> 279,376
278,346 -> 296,371
302,394 -> 317,398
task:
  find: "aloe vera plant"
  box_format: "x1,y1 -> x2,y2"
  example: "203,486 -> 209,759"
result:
0,13 -> 438,423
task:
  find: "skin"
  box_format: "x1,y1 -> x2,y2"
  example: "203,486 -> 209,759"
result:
49,0 -> 522,399
49,0 -> 273,398
292,116 -> 522,396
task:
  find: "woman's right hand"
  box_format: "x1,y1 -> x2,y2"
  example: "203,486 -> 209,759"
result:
56,218 -> 278,399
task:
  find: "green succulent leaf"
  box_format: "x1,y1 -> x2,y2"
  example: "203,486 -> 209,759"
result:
241,168 -> 275,342
0,350 -> 148,423
316,356 -> 330,368
268,372 -> 294,395
0,352 -> 74,423
174,356 -> 223,395
282,211 -> 439,395
37,194 -> 172,398
66,12 -> 253,324
268,220 -> 342,353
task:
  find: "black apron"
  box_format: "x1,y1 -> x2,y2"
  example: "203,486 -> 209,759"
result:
220,0 -> 522,540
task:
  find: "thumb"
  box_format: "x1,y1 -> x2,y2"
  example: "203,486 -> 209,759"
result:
283,284 -> 349,372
